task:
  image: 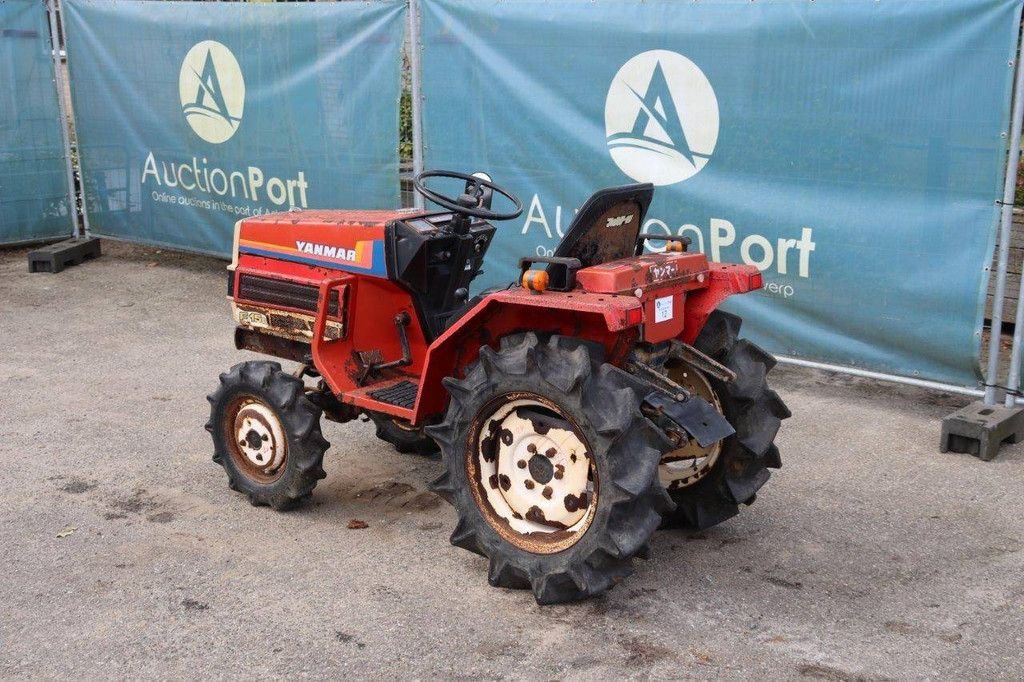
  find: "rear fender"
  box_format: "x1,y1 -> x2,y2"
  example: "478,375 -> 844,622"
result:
411,291 -> 642,422
681,263 -> 762,344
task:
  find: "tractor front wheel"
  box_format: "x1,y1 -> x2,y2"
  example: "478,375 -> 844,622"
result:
428,333 -> 673,604
206,361 -> 328,510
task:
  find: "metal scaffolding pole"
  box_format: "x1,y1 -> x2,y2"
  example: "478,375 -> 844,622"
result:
408,0 -> 425,209
940,40 -> 1024,459
777,355 -> 1024,405
1004,209 -> 1024,407
983,49 -> 1024,405
45,0 -> 79,239
53,0 -> 91,237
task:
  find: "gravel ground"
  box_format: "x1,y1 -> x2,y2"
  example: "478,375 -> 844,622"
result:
1,241 -> 1022,680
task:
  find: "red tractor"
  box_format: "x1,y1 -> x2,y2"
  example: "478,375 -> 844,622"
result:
207,170 -> 789,604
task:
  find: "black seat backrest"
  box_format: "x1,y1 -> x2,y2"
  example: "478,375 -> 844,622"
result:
553,183 -> 655,268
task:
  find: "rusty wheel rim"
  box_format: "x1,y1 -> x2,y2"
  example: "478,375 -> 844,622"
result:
659,364 -> 724,490
467,394 -> 597,554
223,395 -> 288,484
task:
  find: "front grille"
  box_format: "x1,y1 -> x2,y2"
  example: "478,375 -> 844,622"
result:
237,274 -> 339,316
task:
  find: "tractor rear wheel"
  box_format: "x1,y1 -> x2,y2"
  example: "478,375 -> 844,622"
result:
369,414 -> 438,456
659,311 -> 790,530
428,333 -> 674,604
206,361 -> 328,510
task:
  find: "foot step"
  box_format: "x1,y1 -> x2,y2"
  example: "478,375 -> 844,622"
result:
368,380 -> 418,409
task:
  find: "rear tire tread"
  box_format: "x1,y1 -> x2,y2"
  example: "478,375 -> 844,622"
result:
661,311 -> 790,531
428,333 -> 673,604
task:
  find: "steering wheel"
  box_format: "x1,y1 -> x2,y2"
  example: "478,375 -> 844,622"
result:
414,170 -> 523,221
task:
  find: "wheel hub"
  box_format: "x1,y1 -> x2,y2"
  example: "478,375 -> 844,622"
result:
244,429 -> 263,450
232,400 -> 286,474
527,454 -> 554,484
471,397 -> 596,551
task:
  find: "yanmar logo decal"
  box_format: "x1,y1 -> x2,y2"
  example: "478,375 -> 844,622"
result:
290,239 -> 374,269
296,240 -> 362,263
649,262 -> 679,281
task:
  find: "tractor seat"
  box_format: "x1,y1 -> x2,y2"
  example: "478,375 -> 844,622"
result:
553,183 -> 655,268
538,183 -> 655,289
443,185 -> 655,328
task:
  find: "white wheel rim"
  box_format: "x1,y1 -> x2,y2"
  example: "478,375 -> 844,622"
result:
470,396 -> 596,552
233,400 -> 287,474
659,364 -> 724,489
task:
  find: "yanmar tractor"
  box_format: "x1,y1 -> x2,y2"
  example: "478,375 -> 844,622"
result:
207,170 -> 789,604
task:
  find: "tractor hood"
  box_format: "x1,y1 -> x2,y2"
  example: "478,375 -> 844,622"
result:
230,209 -> 420,278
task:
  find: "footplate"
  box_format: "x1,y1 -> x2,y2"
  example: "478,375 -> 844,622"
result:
368,380 -> 418,409
643,391 -> 734,448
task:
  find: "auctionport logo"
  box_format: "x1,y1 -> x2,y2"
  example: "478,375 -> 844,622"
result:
605,50 -> 719,186
142,39 -> 308,213
179,41 -> 245,144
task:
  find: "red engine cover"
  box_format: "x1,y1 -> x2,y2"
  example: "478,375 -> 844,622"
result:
233,209 -> 415,278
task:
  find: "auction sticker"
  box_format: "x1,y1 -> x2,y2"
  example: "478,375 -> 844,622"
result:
654,295 -> 674,323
